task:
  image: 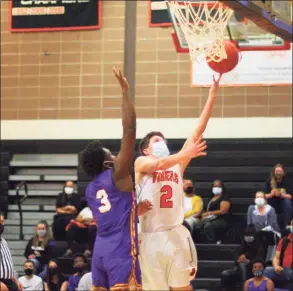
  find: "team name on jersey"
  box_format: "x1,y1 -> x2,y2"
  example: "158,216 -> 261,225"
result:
152,171 -> 179,184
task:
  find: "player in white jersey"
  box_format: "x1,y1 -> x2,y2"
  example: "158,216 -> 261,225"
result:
134,74 -> 222,291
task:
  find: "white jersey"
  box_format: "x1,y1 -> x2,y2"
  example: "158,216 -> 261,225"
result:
136,164 -> 184,233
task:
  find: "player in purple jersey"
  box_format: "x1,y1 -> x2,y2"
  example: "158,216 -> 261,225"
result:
79,68 -> 141,291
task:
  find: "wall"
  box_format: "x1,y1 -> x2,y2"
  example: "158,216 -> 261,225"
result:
1,1 -> 292,140
1,0 -> 125,120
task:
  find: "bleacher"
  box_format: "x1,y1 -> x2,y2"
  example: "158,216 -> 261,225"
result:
1,138 -> 292,291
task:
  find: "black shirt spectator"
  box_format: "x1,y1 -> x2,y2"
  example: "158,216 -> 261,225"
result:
44,260 -> 67,291
195,180 -> 231,243
52,181 -> 81,241
221,227 -> 266,291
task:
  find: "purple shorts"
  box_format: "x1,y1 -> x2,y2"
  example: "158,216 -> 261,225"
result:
91,254 -> 141,290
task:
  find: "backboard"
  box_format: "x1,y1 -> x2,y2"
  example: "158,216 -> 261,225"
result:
168,0 -> 291,53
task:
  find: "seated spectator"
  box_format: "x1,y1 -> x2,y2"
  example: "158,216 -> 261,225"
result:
64,206 -> 97,258
61,254 -> 88,291
195,180 -> 231,243
24,220 -> 52,280
44,260 -> 66,291
247,191 -> 280,253
265,164 -> 292,229
77,272 -> 92,291
264,219 -> 293,287
221,227 -> 266,291
18,260 -> 43,291
52,181 -> 81,241
183,179 -> 203,234
244,260 -> 274,291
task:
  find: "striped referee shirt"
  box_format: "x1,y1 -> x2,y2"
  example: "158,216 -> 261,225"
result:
0,237 -> 14,279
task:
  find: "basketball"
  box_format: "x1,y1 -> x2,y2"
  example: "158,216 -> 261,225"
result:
206,41 -> 240,74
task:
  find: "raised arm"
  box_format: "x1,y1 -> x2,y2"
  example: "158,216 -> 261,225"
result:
112,68 -> 136,183
179,74 -> 222,174
135,136 -> 207,176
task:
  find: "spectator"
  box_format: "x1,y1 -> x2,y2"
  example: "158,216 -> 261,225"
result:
18,260 -> 43,291
221,227 -> 266,291
61,254 -> 88,291
183,179 -> 203,234
244,260 -> 274,291
64,206 -> 97,258
77,272 -> 92,291
52,181 -> 81,241
44,260 -> 66,291
24,220 -> 52,280
247,191 -> 280,253
0,212 -> 22,291
264,219 -> 293,287
265,164 -> 292,229
195,180 -> 231,243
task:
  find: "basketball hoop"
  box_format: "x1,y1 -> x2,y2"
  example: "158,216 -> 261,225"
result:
166,1 -> 234,63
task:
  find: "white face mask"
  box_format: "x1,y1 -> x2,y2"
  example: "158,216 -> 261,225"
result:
37,229 -> 46,237
255,197 -> 265,207
151,141 -> 170,158
212,187 -> 222,195
64,187 -> 74,195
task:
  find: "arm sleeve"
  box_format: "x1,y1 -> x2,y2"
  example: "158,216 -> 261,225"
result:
24,238 -> 33,258
55,193 -> 65,208
247,205 -> 253,226
268,208 -> 280,232
265,179 -> 271,193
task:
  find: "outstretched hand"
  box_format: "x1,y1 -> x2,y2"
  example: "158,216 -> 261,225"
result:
184,135 -> 207,159
113,67 -> 129,92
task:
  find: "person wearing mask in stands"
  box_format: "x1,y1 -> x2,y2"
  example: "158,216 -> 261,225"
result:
221,227 -> 266,291
24,220 -> 52,280
0,212 -> 22,291
247,191 -> 280,254
195,180 -> 231,243
52,181 -> 81,241
265,164 -> 292,229
244,260 -> 274,291
183,179 -> 203,234
44,260 -> 66,291
264,219 -> 293,287
60,254 -> 88,291
18,260 -> 43,291
64,206 -> 97,258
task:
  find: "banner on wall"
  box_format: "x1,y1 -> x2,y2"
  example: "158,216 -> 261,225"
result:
191,48 -> 292,87
10,0 -> 102,32
149,0 -> 172,27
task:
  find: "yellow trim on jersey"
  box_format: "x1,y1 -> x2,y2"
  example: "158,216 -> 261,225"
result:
91,286 -> 108,291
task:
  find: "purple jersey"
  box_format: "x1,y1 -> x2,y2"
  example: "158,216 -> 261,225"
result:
86,169 -> 139,256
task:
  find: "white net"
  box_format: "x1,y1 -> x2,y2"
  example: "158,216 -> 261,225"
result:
167,1 -> 234,62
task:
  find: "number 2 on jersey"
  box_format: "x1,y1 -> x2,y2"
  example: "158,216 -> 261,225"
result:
96,189 -> 112,213
160,185 -> 173,208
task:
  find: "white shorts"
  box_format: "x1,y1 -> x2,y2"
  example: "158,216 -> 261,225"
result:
138,225 -> 197,290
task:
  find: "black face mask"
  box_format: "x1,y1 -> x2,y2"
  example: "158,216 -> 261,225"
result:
48,267 -> 59,276
73,266 -> 85,273
0,224 -> 4,235
24,268 -> 34,276
185,187 -> 194,195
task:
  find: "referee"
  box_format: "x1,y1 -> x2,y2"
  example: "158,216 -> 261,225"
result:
0,212 -> 22,291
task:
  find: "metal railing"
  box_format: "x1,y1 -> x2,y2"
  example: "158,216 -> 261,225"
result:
15,181 -> 28,240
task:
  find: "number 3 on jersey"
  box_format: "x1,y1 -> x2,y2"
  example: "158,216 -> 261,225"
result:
160,185 -> 173,208
96,189 -> 112,213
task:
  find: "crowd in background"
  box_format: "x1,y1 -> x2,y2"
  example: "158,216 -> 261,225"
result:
0,163 -> 292,291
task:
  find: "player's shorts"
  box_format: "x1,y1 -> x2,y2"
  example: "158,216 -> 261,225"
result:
91,254 -> 142,290
138,225 -> 197,290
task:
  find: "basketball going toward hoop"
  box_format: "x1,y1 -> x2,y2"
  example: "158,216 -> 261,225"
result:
206,41 -> 240,74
